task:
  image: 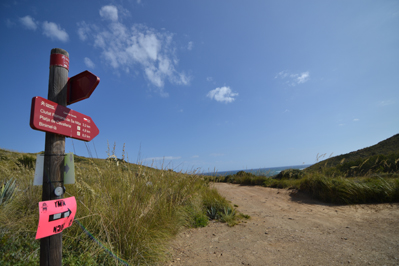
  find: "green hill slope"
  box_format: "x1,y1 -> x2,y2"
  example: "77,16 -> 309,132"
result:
0,148 -> 248,265
305,133 -> 399,175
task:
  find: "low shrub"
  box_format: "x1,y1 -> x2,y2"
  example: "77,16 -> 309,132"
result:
16,155 -> 35,169
273,169 -> 304,180
299,174 -> 399,204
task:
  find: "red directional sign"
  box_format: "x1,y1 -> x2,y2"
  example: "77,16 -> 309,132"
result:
30,96 -> 99,141
67,70 -> 100,105
36,197 -> 77,239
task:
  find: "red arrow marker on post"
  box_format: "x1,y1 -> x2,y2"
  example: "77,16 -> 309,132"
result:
67,70 -> 100,105
30,96 -> 99,141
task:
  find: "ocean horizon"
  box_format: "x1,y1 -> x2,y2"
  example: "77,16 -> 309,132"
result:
204,164 -> 313,177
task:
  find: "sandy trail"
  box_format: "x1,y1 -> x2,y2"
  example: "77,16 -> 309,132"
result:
166,183 -> 399,266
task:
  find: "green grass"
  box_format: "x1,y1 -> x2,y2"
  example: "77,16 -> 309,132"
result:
298,174 -> 399,204
0,147 -> 248,265
306,133 -> 399,171
0,178 -> 16,206
207,156 -> 399,205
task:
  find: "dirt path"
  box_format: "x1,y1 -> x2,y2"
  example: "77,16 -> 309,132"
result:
166,183 -> 399,266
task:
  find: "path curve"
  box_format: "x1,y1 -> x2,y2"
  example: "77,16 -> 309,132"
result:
166,183 -> 399,266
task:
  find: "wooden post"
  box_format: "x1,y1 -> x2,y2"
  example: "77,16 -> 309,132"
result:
40,48 -> 69,266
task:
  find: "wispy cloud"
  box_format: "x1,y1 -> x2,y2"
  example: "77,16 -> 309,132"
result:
84,57 -> 95,68
207,86 -> 238,103
13,15 -> 68,42
19,15 -> 37,30
42,21 -> 69,42
192,155 -> 199,158
206,77 -> 213,82
353,118 -> 359,122
275,70 -> 310,86
143,156 -> 181,161
275,71 -> 289,79
77,21 -> 91,41
6,19 -> 15,28
78,5 -> 190,96
295,72 -> 310,84
378,100 -> 394,106
187,41 -> 193,50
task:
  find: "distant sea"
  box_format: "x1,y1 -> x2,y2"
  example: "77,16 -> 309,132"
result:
204,164 -> 313,177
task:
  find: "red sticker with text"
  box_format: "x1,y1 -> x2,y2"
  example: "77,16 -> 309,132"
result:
35,196 -> 76,239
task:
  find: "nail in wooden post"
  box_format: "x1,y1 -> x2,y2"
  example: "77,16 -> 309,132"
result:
40,48 -> 69,266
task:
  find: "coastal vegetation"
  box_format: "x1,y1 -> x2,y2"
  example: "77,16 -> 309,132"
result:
0,146 -> 247,265
1,134 -> 398,264
306,133 -> 399,172
208,134 -> 399,205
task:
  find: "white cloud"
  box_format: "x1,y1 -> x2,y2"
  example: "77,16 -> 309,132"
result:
99,5 -> 118,22
206,77 -> 213,82
78,9 -> 190,95
296,72 -> 310,84
42,21 -> 69,42
210,153 -> 224,157
187,41 -> 193,50
353,118 -> 359,122
275,70 -> 310,86
84,57 -> 95,68
207,86 -> 238,103
143,156 -> 181,161
77,21 -> 91,41
19,15 -> 37,30
378,100 -> 394,106
275,71 -> 289,79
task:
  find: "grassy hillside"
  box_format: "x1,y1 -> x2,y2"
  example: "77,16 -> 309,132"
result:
306,133 -> 399,172
0,148 -> 248,265
207,134 -> 399,205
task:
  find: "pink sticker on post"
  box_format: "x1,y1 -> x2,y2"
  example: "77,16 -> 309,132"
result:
36,196 -> 77,239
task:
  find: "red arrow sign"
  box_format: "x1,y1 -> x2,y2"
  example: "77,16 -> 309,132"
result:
36,197 -> 76,239
67,70 -> 100,105
30,96 -> 99,141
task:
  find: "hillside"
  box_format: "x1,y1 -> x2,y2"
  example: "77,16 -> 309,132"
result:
306,133 -> 399,172
0,148 -> 247,265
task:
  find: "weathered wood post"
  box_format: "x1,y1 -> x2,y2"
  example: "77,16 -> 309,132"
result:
40,48 -> 69,266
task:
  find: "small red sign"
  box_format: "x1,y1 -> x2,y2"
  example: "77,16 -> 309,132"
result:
30,96 -> 99,141
67,71 -> 100,105
36,197 -> 77,239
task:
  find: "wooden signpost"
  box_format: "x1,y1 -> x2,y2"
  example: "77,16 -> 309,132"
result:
30,48 -> 100,266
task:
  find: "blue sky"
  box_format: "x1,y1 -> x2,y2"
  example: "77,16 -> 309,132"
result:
1,0 -> 398,172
